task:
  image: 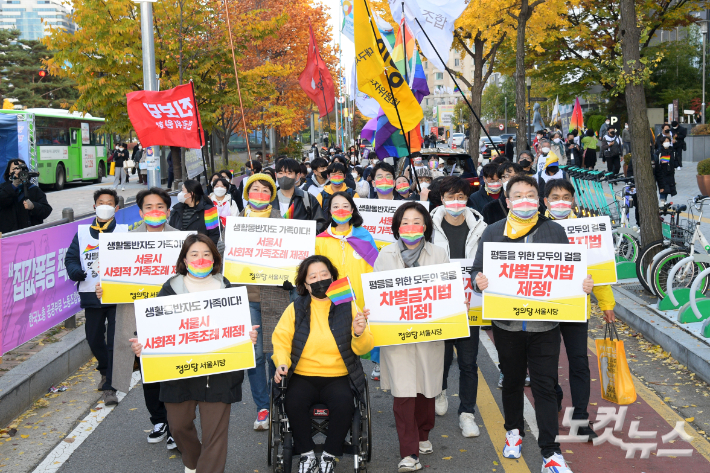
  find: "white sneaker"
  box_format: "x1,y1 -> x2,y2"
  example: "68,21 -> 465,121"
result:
185,468 -> 196,473
253,408 -> 269,430
418,440 -> 433,455
542,452 -> 573,473
503,429 -> 522,459
435,389 -> 448,416
371,363 -> 380,381
398,455 -> 422,472
498,372 -> 504,388
459,412 -> 480,437
121,186 -> 125,191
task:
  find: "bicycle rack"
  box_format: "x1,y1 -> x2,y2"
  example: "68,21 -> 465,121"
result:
647,247 -> 678,293
675,267 -> 710,331
659,255 -> 708,311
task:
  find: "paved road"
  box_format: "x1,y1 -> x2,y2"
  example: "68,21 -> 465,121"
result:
2,306 -> 710,473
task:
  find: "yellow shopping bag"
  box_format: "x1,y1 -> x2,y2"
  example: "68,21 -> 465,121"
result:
595,322 -> 637,405
109,161 -> 115,176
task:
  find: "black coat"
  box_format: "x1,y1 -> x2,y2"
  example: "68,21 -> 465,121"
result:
505,141 -> 514,160
467,186 -> 500,214
0,181 -> 52,233
65,218 -> 118,309
168,198 -> 220,244
113,149 -> 128,167
284,187 -> 327,233
157,275 -> 245,404
654,150 -> 677,196
482,197 -> 509,225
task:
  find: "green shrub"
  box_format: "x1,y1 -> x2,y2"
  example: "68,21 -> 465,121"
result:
697,158 -> 710,175
586,115 -> 607,135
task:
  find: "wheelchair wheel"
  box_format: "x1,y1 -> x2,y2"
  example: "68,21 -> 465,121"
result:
268,392 -> 274,468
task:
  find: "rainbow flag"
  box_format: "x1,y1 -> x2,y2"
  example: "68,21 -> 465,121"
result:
325,277 -> 356,305
366,17 -> 429,159
660,153 -> 670,164
283,203 -> 295,219
83,243 -> 98,253
317,226 -> 379,267
204,206 -> 218,230
569,97 -> 584,132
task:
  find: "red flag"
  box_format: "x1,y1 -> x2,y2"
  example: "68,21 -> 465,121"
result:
126,83 -> 203,149
299,24 -> 335,118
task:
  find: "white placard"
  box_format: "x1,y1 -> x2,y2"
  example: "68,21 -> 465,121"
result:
556,216 -> 617,285
353,198 -> 430,249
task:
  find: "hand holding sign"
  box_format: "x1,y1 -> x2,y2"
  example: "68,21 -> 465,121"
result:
583,275 -> 594,294
475,273 -> 489,291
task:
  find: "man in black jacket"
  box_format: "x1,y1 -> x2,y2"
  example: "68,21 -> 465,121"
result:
671,120 -> 686,166
0,159 -> 52,233
482,162 -> 520,225
467,163 -> 502,213
275,158 -> 326,232
470,174 -> 592,473
65,188 -> 126,407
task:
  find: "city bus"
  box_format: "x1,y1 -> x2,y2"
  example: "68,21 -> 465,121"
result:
0,108 -> 111,190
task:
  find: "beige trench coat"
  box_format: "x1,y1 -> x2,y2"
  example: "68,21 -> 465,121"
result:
374,241 -> 449,398
112,222 -> 178,394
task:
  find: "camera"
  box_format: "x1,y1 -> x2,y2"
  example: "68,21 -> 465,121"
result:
17,169 -> 39,182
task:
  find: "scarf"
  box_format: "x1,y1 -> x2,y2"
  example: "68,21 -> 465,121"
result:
316,225 -> 379,267
504,212 -> 539,239
90,218 -> 113,233
398,238 -> 424,268
245,205 -> 272,218
540,168 -> 564,183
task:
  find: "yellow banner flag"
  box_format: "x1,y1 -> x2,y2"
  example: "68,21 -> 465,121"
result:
354,0 -> 422,132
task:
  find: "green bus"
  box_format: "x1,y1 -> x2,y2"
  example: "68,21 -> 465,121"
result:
0,108 -> 111,190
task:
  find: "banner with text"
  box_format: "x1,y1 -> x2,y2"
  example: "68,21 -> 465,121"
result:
556,216 -> 616,285
353,198 -> 430,249
453,258 -> 489,326
134,287 -> 255,383
482,242 -> 588,323
223,218 -> 316,285
99,232 -> 195,303
361,262 -> 469,346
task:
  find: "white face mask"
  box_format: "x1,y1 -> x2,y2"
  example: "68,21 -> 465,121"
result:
541,147 -> 551,154
663,142 -> 671,149
420,182 -> 430,190
553,138 -> 561,143
214,187 -> 227,197
606,121 -> 610,125
625,125 -> 629,129
95,205 -> 116,220
177,191 -> 187,204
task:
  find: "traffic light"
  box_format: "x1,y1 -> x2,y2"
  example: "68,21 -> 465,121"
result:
38,70 -> 47,78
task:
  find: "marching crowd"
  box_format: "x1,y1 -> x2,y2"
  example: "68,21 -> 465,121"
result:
67,140 -> 618,473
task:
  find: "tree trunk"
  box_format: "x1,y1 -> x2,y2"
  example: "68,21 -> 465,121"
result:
514,0 -> 529,153
171,146 -> 183,181
619,0 -> 662,245
468,36 -> 485,157
261,122 -> 266,158
222,132 -> 229,167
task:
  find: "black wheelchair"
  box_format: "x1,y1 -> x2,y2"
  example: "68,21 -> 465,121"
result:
268,375 -> 372,472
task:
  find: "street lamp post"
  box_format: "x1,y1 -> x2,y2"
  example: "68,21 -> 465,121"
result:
136,0 -> 161,188
702,20 -> 708,124
504,96 -> 508,134
526,77 -> 532,138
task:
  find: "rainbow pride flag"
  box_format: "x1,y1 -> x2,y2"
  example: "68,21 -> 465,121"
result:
326,277 -> 356,305
569,97 -> 584,132
83,243 -> 98,254
660,153 -> 671,164
283,203 -> 295,219
204,206 -> 218,230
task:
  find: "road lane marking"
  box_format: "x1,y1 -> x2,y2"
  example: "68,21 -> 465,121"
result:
586,337 -> 710,463
476,367 -> 532,473
32,371 -> 141,472
479,331 -> 540,439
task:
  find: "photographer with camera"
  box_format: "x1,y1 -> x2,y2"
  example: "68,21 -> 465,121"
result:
0,159 -> 52,233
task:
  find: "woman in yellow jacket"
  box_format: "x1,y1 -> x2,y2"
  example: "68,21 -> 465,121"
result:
543,178 -> 615,439
272,254 -> 373,473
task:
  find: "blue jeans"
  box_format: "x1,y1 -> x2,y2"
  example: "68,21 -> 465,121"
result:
442,326 -> 480,415
247,302 -> 270,412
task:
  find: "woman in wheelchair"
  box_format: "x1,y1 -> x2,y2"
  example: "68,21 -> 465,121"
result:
272,255 -> 374,473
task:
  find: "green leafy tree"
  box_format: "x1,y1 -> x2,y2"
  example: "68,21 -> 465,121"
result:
0,28 -> 78,109
481,77 -> 516,123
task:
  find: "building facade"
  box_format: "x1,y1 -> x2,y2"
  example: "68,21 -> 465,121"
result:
0,0 -> 74,41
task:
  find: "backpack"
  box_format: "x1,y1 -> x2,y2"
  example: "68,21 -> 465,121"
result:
604,138 -> 621,158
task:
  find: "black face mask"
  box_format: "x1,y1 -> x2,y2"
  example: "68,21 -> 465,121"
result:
308,278 -> 333,299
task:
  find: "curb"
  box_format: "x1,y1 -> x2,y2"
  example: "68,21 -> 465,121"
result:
608,285 -> 710,386
0,326 -> 92,428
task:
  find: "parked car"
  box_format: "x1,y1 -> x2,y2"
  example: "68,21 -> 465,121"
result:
449,133 -> 466,149
480,136 -> 504,159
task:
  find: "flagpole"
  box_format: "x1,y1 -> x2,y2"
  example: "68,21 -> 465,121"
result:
412,18 -> 501,158
222,0 -> 252,165
362,0 -> 420,192
399,2 -> 421,192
